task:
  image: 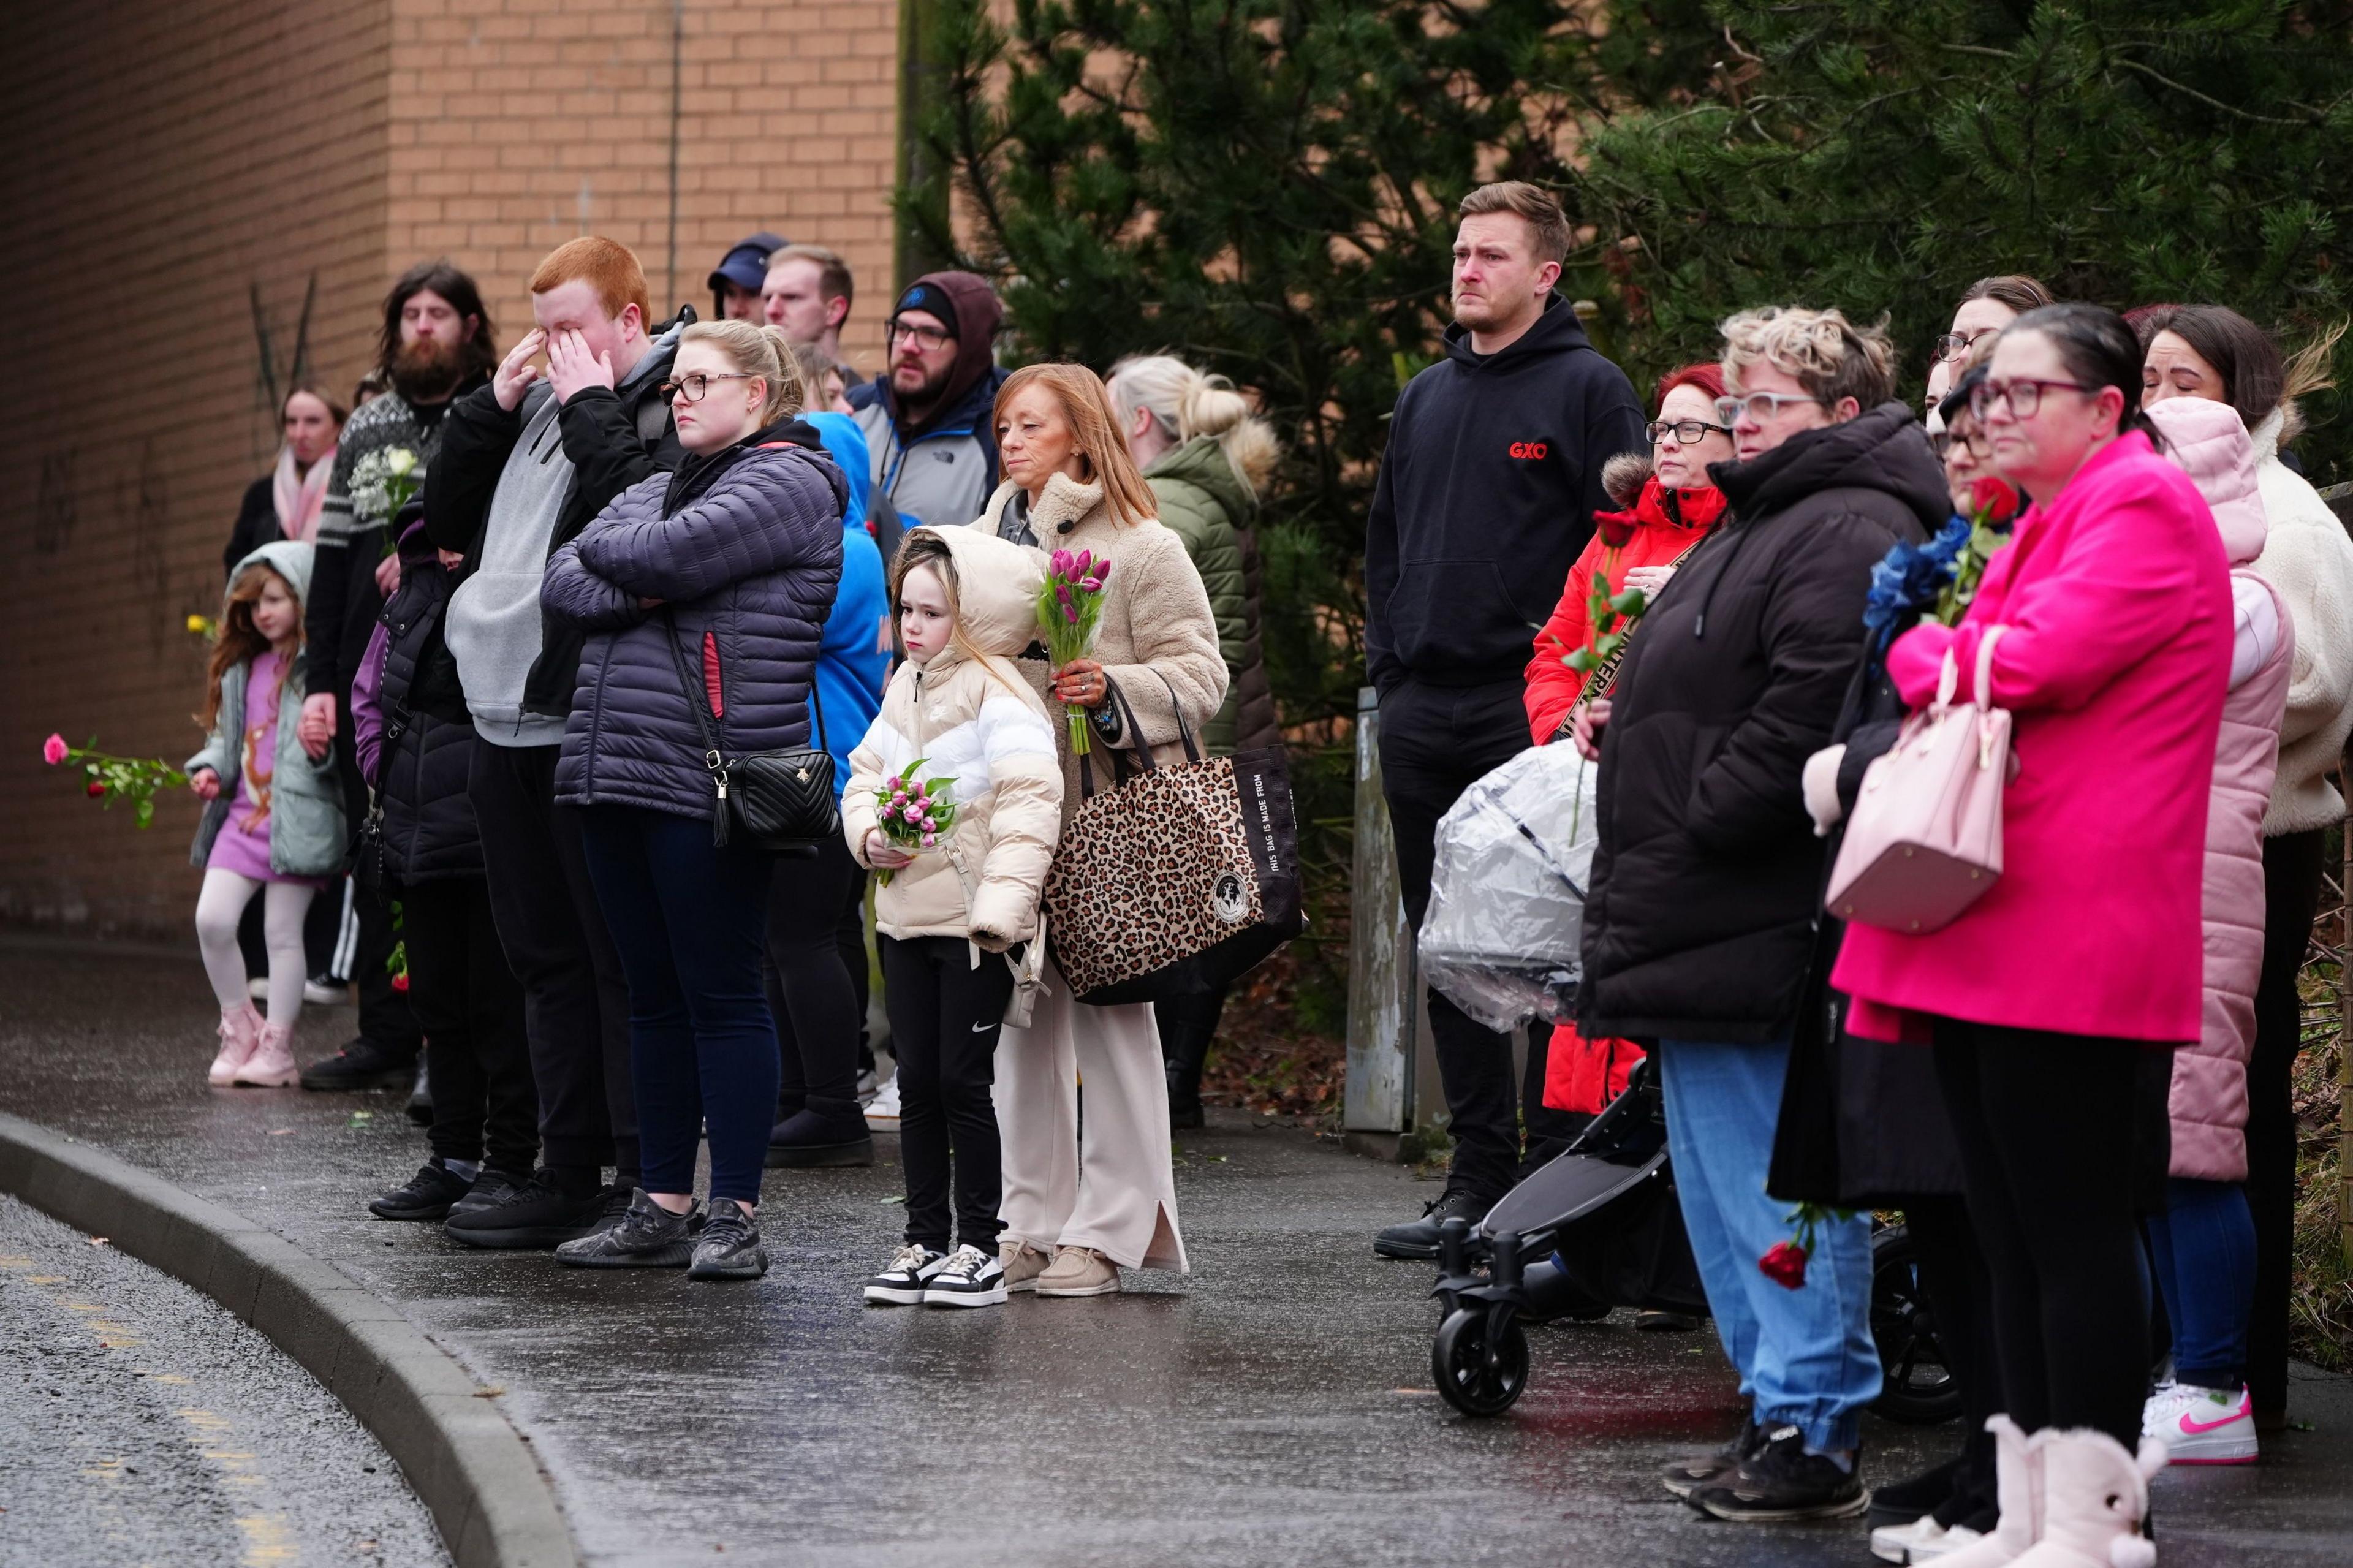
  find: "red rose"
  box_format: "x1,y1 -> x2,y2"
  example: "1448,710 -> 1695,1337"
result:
390,971 -> 410,993
1968,475 -> 2021,526
86,781 -> 107,798
1758,1240 -> 1809,1290
1593,509 -> 1639,551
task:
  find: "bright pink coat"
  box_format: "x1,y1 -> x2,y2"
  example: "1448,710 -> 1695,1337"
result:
1833,432 -> 2232,1045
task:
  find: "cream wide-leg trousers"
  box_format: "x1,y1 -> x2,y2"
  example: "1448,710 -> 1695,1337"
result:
994,957 -> 1188,1272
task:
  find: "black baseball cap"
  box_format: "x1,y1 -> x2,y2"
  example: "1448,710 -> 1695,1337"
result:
708,232 -> 789,294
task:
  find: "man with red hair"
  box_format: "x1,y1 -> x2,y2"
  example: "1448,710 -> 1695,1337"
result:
425,237 -> 692,1252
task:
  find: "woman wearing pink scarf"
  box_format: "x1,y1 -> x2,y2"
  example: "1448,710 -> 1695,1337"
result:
224,385 -> 346,575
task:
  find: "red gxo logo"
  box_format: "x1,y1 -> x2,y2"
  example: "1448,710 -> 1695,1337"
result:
1508,441 -> 1548,460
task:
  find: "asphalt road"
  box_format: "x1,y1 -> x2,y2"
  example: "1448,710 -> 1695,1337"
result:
0,1192 -> 450,1568
1,939 -> 2348,1567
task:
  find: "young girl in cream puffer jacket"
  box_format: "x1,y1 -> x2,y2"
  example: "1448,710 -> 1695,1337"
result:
843,525 -> 1063,1309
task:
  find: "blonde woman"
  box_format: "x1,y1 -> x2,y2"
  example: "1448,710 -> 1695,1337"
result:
979,363 -> 1227,1297
1105,354 -> 1281,1126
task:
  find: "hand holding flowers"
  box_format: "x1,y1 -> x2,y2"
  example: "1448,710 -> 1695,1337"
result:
868,761 -> 958,885
44,733 -> 188,829
1037,547 -> 1112,754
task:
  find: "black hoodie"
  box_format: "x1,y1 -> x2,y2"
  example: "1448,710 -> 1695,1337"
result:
1577,402 -> 1947,1044
1363,294 -> 1647,693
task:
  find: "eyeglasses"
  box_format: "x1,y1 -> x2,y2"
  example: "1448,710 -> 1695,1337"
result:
1716,392 -> 1827,426
1969,377 -> 2096,420
1933,327 -> 2001,363
885,317 -> 953,353
1646,417 -> 1735,447
1932,428 -> 1992,460
658,371 -> 757,404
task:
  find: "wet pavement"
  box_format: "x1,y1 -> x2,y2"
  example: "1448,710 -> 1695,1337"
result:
0,1192 -> 450,1568
1,939 -> 2348,1566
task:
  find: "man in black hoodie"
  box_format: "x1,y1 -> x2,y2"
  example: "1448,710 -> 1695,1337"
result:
1364,182 -> 1648,1257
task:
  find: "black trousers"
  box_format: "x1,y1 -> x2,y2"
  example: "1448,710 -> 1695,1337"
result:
2249,828 -> 2325,1416
767,831 -> 865,1121
1377,677 -> 1578,1200
881,934 -> 1012,1252
1933,1020 -> 2153,1446
1905,1195 -> 2000,1528
467,741 -> 638,1184
333,733 -> 425,1057
398,874 -> 537,1174
1157,980 -> 1227,1106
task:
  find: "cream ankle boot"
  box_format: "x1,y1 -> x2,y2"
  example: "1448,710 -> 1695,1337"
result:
235,1019 -> 301,1087
2009,1428 -> 2167,1568
1937,1416 -> 2045,1567
208,1003 -> 264,1086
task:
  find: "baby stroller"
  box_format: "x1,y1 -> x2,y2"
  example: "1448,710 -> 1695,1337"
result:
1427,1058 -> 1961,1426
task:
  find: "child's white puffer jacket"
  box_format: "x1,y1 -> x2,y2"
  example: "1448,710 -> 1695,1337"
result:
843,526 -> 1063,949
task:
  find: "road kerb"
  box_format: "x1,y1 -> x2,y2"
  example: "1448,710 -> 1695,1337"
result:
0,1110 -> 577,1568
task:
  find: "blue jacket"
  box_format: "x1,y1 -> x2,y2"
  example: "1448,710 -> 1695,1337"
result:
802,414 -> 893,801
542,423 -> 846,821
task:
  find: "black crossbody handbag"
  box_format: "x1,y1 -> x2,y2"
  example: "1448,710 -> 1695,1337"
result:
660,608 -> 837,855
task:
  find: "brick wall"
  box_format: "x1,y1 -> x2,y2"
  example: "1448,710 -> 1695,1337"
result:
0,1 -> 902,939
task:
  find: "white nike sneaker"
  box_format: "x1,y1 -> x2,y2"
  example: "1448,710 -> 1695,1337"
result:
864,1075 -> 901,1132
2143,1381 -> 2258,1464
1871,1514 -> 1949,1564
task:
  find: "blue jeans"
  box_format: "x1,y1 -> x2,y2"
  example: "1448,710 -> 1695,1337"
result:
1659,1038 -> 1882,1453
577,806 -> 778,1206
2146,1176 -> 2256,1389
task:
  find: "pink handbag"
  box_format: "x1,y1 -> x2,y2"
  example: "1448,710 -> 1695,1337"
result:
1825,626 -> 2010,934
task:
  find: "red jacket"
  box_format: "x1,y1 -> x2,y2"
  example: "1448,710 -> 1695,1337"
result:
1522,477 -> 1727,744
1524,475 -> 1726,1115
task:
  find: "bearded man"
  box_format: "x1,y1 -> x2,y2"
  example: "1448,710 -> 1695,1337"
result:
296,261 -> 498,1095
846,270 -> 1009,529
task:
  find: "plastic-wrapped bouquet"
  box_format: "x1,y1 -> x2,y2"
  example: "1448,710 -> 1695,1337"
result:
871,761 -> 957,884
1862,475 -> 2021,650
1037,547 -> 1111,754
346,445 -> 421,534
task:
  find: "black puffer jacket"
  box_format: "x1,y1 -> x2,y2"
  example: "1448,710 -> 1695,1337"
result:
1578,403 -> 1946,1043
369,520 -> 483,884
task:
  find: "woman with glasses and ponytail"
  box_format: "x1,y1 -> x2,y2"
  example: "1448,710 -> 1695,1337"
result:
1836,304 -> 2233,1564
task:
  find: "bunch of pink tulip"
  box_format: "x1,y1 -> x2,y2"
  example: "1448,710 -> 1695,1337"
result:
1037,548 -> 1112,753
871,760 -> 958,884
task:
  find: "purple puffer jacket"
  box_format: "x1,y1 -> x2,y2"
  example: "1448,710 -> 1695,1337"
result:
542,430 -> 846,821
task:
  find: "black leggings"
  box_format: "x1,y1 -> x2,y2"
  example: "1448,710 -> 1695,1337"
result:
1905,1195 -> 1999,1529
765,833 -> 864,1121
2248,828 -> 2324,1415
881,934 -> 1012,1253
1932,1020 -> 2154,1446
397,876 -> 537,1175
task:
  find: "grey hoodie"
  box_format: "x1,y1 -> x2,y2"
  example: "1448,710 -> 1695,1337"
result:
445,323 -> 680,747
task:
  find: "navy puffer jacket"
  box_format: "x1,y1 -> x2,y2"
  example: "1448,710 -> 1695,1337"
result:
543,422 -> 846,821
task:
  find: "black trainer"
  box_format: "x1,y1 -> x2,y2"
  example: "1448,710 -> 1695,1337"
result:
1866,1453 -> 1965,1529
299,1037 -> 417,1092
764,1105 -> 874,1168
688,1199 -> 768,1281
1663,1421 -> 1765,1500
442,1170 -> 608,1249
447,1167 -> 523,1219
1689,1426 -> 1869,1522
368,1161 -> 472,1221
1373,1187 -> 1490,1260
553,1191 -> 699,1268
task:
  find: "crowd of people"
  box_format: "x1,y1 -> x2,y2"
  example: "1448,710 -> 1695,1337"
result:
181,184 -> 2344,1559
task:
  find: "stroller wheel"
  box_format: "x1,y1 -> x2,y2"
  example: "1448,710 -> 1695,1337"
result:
1868,1223 -> 1963,1426
1431,1306 -> 1529,1417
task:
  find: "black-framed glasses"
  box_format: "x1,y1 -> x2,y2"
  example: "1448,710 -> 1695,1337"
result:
885,317 -> 953,353
1933,428 -> 1992,460
1970,377 -> 2096,420
1646,417 -> 1735,447
1716,391 -> 1828,426
658,371 -> 757,404
1934,327 -> 2001,363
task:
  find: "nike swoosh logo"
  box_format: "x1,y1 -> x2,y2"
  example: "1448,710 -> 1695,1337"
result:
2179,1401 -> 2248,1434
972,1021 -> 995,1033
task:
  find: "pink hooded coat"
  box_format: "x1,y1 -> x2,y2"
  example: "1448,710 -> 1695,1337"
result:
2146,398 -> 2292,1181
1833,431 -> 2232,1045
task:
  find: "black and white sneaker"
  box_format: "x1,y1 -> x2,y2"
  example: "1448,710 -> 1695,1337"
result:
688,1199 -> 768,1281
923,1244 -> 1007,1308
553,1190 -> 699,1268
1689,1426 -> 1869,1521
1663,1422 -> 1765,1499
863,1242 -> 946,1305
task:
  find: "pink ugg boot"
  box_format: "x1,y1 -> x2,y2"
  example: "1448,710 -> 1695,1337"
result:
234,1019 -> 301,1087
208,1003 -> 264,1087
2009,1428 -> 2169,1568
1938,1415 -> 2046,1566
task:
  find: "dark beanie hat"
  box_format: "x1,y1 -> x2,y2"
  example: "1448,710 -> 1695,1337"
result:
887,271 -> 1006,434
